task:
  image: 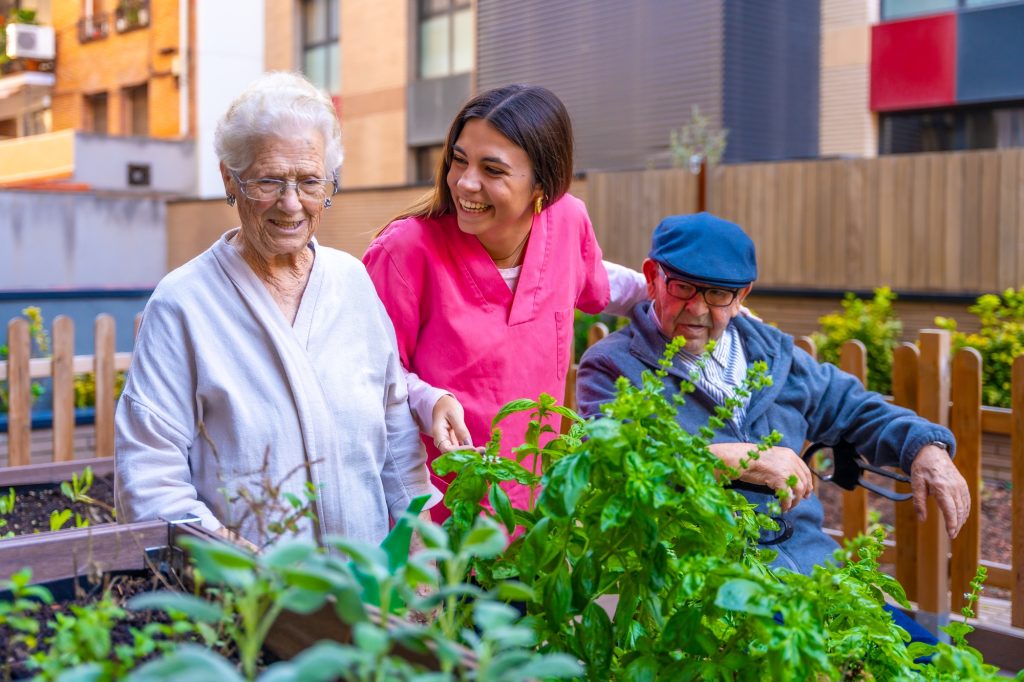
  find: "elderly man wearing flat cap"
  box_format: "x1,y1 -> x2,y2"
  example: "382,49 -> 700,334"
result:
577,212 -> 969,577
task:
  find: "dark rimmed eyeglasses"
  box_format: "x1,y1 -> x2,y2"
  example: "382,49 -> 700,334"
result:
658,265 -> 739,307
232,172 -> 337,202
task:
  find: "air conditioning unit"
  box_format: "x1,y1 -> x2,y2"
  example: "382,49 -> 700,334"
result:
5,24 -> 56,60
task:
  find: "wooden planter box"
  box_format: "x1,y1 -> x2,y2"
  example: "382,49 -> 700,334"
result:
0,516 -> 473,671
0,456 -> 114,488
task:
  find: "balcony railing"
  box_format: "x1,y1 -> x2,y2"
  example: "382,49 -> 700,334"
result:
114,0 -> 150,34
77,13 -> 109,43
0,57 -> 55,77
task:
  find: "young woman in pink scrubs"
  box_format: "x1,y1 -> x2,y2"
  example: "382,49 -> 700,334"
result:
363,85 -> 645,514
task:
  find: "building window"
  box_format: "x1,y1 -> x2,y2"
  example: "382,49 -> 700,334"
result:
78,0 -> 109,42
22,108 -> 48,136
124,83 -> 148,136
418,0 -> 473,80
881,0 -> 1021,19
85,92 -> 108,134
301,0 -> 340,93
879,104 -> 1024,154
414,144 -> 443,183
114,0 -> 150,34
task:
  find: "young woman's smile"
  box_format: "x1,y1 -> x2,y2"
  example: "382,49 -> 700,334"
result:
446,118 -> 542,260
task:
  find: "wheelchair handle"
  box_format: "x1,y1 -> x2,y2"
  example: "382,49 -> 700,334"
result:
802,441 -> 912,502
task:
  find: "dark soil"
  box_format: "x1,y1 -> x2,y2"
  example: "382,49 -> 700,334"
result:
0,473 -> 290,677
817,475 -> 1012,565
0,567 -> 279,679
2,473 -> 116,536
0,571 -> 192,680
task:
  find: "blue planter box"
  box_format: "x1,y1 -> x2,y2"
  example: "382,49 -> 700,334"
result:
0,407 -> 97,433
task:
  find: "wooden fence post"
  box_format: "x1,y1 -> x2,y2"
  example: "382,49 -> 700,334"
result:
1012,355 -> 1024,628
51,316 -> 75,463
840,340 -> 868,540
795,336 -> 816,360
587,323 -> 610,351
6,319 -> 31,467
892,342 -> 920,602
949,348 -> 982,613
94,315 -> 116,458
916,330 -> 952,636
563,322 -> 609,426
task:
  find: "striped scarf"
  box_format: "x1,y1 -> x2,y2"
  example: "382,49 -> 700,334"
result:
649,306 -> 749,429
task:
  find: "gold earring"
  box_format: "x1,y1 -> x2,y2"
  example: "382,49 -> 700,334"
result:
534,196 -> 543,214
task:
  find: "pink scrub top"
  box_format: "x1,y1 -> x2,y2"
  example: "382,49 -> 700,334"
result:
363,193 -> 611,511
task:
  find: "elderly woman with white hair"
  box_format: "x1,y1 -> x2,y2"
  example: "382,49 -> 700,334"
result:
115,72 -> 440,547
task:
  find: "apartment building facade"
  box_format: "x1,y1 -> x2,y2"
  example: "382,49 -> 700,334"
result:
264,0 -> 471,189
871,0 -> 1024,154
266,0 -> 822,189
0,0 -> 263,196
818,0 -> 1024,157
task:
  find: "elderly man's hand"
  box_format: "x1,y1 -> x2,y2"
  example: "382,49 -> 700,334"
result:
911,444 -> 970,539
709,443 -> 814,512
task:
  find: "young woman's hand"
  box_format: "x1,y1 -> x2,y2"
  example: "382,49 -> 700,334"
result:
431,395 -> 475,453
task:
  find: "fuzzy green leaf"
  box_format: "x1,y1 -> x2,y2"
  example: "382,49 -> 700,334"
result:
714,578 -> 773,617
492,398 -> 540,428
124,644 -> 245,681
126,591 -> 223,623
489,483 -> 516,534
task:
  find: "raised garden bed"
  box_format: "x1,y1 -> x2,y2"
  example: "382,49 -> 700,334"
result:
0,457 -> 115,536
0,515 -> 480,679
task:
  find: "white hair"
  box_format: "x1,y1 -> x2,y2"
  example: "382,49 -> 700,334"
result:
214,71 -> 343,178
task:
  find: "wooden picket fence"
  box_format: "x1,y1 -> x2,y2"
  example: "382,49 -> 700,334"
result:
6,313 -> 1024,650
794,331 -> 1024,639
1,314 -> 136,467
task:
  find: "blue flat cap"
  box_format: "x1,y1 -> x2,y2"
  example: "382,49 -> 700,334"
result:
648,212 -> 757,288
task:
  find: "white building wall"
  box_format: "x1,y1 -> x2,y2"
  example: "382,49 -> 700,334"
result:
194,2 -> 266,198
74,134 -> 196,194
0,191 -> 166,290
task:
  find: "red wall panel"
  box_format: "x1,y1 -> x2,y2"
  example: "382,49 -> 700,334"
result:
870,13 -> 957,112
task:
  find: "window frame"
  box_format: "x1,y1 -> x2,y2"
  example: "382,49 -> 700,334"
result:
416,0 -> 472,80
300,0 -> 340,93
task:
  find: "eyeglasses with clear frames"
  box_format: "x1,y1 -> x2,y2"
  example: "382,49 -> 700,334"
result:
658,265 -> 739,307
232,172 -> 335,202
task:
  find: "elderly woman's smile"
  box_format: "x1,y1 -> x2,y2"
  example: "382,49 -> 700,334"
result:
117,72 -> 439,549
229,132 -> 327,264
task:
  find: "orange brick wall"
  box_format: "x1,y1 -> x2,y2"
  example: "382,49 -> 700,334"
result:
264,0 -> 298,72
50,0 -> 183,138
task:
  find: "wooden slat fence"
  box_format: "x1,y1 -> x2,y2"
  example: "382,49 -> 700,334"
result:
1,314 -> 134,467
586,149 -> 1024,294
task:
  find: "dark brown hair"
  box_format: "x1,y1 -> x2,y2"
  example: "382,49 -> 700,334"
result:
388,84 -> 574,224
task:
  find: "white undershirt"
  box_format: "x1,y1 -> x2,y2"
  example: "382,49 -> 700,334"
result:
498,265 -> 523,292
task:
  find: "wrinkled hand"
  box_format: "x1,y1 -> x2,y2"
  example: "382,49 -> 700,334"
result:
911,444 -> 970,539
430,395 -> 475,453
709,444 -> 813,512
746,446 -> 814,512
